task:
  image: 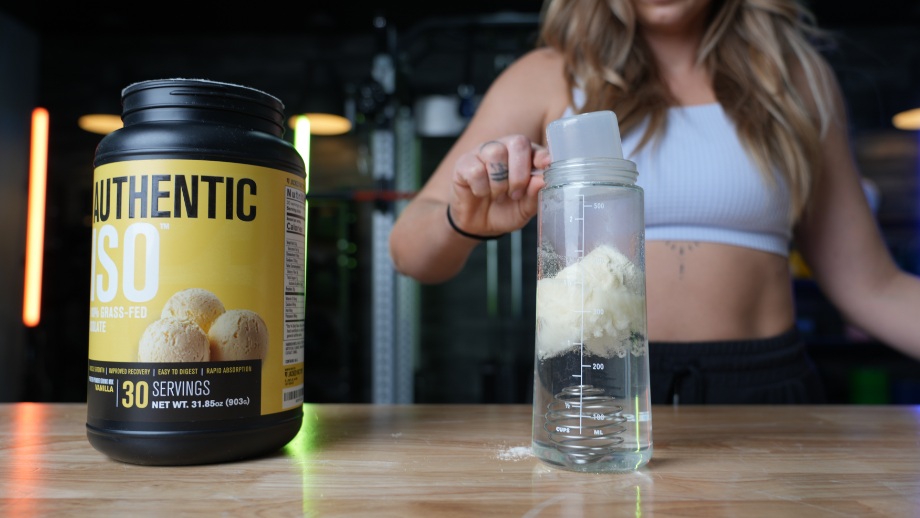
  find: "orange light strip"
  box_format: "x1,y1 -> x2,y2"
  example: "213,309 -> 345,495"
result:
23,107 -> 49,327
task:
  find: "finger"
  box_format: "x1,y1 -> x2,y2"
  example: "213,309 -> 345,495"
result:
454,151 -> 492,198
477,140 -> 512,200
503,135 -> 535,200
532,145 -> 552,172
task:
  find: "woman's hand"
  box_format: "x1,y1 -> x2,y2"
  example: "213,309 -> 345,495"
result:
447,134 -> 551,239
388,47 -> 567,283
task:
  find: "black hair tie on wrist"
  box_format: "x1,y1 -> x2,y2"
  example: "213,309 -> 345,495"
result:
446,205 -> 505,241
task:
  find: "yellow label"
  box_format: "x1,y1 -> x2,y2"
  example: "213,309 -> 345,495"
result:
87,159 -> 305,419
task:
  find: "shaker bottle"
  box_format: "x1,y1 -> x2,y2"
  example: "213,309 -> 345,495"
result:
531,110 -> 652,472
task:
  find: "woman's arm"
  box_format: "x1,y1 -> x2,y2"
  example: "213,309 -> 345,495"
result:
389,48 -> 569,284
795,71 -> 920,359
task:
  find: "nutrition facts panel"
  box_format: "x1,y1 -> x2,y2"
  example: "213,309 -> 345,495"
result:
283,186 -> 306,367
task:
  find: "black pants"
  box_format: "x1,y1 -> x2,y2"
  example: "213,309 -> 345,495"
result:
649,328 -> 827,405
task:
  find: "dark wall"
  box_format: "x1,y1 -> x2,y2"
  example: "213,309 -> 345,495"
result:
0,14 -> 38,401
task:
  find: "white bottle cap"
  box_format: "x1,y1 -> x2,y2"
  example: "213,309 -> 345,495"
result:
546,110 -> 624,162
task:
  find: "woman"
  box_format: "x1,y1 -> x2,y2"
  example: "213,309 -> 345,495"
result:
388,0 -> 920,403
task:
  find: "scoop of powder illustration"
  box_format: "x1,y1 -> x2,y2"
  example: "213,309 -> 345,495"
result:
208,309 -> 269,361
160,288 -> 226,332
137,317 -> 210,362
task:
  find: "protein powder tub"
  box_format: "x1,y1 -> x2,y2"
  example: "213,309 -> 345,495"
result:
86,78 -> 306,465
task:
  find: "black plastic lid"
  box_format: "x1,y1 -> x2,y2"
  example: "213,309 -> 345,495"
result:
120,78 -> 286,137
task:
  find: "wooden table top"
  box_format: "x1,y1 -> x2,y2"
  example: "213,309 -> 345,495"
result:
2,403 -> 919,517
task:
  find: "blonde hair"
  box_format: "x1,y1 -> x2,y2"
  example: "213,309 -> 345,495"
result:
539,0 -> 837,221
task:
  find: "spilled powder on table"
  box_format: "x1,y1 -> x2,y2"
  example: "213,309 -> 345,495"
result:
496,445 -> 533,461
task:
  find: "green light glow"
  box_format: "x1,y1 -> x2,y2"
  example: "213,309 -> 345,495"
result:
635,485 -> 642,517
282,405 -> 317,515
283,405 -> 318,456
293,116 -> 311,194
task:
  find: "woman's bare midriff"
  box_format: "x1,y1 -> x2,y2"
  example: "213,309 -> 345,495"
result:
644,241 -> 796,342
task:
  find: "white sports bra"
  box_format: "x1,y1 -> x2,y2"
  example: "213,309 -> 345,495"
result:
563,94 -> 793,257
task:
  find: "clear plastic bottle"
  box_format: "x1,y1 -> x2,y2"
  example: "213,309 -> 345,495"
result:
532,111 -> 652,472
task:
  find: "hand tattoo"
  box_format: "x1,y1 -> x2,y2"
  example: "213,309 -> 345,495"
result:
489,162 -> 509,182
479,140 -> 501,152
